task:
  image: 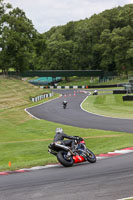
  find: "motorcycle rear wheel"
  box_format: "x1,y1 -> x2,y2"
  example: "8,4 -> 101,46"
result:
57,150 -> 74,167
86,149 -> 96,163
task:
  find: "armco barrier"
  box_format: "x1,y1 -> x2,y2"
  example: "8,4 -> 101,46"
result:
31,92 -> 53,102
43,85 -> 89,89
43,84 -> 123,89
123,95 -> 133,101
113,90 -> 127,94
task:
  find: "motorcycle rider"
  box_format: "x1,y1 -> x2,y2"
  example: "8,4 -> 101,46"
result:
54,128 -> 78,151
62,100 -> 67,108
93,90 -> 98,95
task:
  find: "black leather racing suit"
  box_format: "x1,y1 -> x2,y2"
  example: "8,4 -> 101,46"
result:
54,132 -> 76,148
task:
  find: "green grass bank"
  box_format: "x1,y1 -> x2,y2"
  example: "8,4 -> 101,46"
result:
82,93 -> 133,119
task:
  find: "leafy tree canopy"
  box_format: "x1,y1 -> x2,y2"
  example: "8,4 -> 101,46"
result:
0,1 -> 133,75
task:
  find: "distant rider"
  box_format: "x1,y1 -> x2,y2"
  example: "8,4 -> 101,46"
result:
62,100 -> 67,107
93,90 -> 98,95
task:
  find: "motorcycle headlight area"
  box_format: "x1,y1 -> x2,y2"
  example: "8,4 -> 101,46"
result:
78,143 -> 85,150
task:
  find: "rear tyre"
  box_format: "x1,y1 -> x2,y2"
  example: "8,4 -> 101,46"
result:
86,149 -> 96,163
57,150 -> 74,167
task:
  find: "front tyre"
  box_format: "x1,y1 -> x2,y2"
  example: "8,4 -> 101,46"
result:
57,150 -> 74,167
86,149 -> 96,163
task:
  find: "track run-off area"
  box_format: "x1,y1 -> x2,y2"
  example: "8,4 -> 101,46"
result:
1,89 -> 133,200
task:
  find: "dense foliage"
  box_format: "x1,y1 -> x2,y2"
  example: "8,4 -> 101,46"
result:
0,0 -> 44,74
43,4 -> 133,74
0,0 -> 133,74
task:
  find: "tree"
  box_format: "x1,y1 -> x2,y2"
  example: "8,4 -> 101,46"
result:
33,34 -> 47,70
99,29 -> 115,71
110,25 -> 133,75
62,21 -> 75,40
0,0 -> 12,73
46,40 -> 73,70
0,3 -> 38,74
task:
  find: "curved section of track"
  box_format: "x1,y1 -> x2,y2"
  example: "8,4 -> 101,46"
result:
26,89 -> 133,133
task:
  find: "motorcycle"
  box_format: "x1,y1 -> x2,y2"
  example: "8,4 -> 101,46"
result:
62,101 -> 67,109
48,137 -> 96,167
93,90 -> 98,95
63,103 -> 67,109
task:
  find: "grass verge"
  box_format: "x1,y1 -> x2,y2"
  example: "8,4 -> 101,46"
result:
82,94 -> 133,119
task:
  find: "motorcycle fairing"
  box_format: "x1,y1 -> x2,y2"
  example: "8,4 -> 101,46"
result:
73,155 -> 85,163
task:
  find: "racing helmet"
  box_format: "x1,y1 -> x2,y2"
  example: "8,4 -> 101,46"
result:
56,128 -> 63,134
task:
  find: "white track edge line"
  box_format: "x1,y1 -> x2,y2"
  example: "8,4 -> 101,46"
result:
24,95 -> 62,119
116,196 -> 133,200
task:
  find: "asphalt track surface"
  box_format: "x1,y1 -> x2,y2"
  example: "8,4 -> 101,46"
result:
1,153 -> 133,200
27,89 -> 133,133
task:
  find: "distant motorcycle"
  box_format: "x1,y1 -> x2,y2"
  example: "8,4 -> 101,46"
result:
62,101 -> 67,109
93,90 -> 98,95
48,137 -> 96,167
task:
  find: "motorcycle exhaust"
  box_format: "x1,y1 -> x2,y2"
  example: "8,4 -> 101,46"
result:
54,143 -> 70,151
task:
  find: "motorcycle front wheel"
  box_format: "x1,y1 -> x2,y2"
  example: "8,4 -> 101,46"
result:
86,149 -> 96,163
57,150 -> 74,167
